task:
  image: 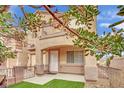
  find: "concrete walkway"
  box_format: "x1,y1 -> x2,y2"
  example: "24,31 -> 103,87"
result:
23,73 -> 85,85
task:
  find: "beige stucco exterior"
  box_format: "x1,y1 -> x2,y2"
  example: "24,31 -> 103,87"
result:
0,11 -> 98,81
31,11 -> 98,80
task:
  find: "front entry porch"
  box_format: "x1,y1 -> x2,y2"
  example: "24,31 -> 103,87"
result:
23,73 -> 85,85
41,45 -> 85,75
30,45 -> 98,84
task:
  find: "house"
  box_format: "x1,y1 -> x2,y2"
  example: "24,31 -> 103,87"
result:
0,10 -> 98,82
0,31 -> 27,69
26,11 -> 98,81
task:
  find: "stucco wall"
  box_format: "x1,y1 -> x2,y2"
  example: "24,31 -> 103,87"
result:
59,46 -> 84,74
69,17 -> 96,33
24,11 -> 98,77
17,47 -> 29,66
36,35 -> 74,50
110,57 -> 124,69
6,58 -> 17,68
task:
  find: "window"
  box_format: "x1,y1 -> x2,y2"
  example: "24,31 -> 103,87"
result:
67,51 -> 84,64
67,51 -> 74,63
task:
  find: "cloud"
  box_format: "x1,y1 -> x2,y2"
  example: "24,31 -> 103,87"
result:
8,5 -> 18,14
97,10 -> 124,21
100,22 -> 124,29
100,23 -> 111,28
114,23 -> 124,29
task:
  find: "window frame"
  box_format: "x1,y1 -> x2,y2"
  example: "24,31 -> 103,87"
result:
66,51 -> 84,64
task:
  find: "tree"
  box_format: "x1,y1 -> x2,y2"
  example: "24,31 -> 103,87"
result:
1,5 -> 124,66
30,5 -> 124,66
0,6 -> 25,63
37,5 -> 124,66
109,5 -> 124,28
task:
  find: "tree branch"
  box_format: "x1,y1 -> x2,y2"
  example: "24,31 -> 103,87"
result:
28,5 -> 43,9
19,5 -> 28,19
43,5 -> 96,44
0,32 -> 13,38
109,19 -> 124,28
43,6 -> 82,38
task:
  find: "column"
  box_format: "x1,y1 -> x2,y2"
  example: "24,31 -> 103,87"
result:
35,48 -> 44,75
84,55 -> 98,87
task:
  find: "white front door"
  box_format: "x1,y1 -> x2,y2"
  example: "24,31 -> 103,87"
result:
49,50 -> 59,73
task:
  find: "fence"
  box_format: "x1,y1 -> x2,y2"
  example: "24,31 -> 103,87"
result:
98,65 -> 124,87
1,65 -> 124,87
0,68 -> 14,77
0,66 -> 37,86
23,66 -> 35,79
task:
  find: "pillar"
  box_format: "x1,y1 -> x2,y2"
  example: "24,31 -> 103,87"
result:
35,48 -> 44,75
13,66 -> 24,83
84,55 -> 98,87
15,47 -> 29,67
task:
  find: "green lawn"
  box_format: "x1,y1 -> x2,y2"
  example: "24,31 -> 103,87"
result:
8,79 -> 85,88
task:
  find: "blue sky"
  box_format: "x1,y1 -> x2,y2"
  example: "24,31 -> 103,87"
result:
97,5 -> 124,35
9,5 -> 124,35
